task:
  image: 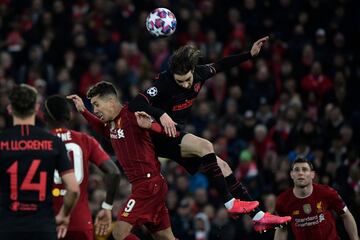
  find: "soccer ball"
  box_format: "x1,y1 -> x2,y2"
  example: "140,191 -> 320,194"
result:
146,8 -> 177,37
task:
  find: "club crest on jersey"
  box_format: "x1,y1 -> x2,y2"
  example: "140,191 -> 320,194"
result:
303,204 -> 312,214
147,87 -> 158,97
194,83 -> 201,92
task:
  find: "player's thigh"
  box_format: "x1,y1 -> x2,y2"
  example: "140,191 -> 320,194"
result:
151,132 -> 183,159
112,221 -> 133,240
1,232 -> 57,240
180,133 -> 214,157
144,199 -> 171,236
151,227 -> 176,240
64,229 -> 94,240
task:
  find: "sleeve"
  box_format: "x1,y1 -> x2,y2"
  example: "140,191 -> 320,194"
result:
81,109 -> 109,138
196,64 -> 218,83
87,135 -> 111,166
128,76 -> 166,122
54,138 -> 73,176
213,52 -> 252,73
325,186 -> 347,215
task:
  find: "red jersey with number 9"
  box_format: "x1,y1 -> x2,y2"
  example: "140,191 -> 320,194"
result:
51,128 -> 110,231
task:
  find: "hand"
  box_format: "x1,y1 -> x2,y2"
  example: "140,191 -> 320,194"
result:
55,211 -> 70,239
250,36 -> 269,57
135,111 -> 152,129
94,209 -> 112,236
67,94 -> 86,112
160,113 -> 177,137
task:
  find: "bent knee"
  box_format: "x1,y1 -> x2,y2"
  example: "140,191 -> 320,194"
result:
197,139 -> 214,155
217,158 -> 232,176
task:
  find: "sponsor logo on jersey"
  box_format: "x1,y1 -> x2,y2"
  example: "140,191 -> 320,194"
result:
303,204 -> 312,214
110,128 -> 125,139
10,201 -> 38,211
121,212 -> 129,217
172,98 -> 195,111
110,121 -> 125,139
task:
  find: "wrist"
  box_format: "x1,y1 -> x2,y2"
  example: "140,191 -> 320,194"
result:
101,201 -> 113,211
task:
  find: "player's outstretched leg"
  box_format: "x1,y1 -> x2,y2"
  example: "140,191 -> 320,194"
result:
218,157 -> 291,230
180,134 -> 259,215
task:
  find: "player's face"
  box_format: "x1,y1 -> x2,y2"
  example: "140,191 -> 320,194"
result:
174,70 -> 194,89
91,95 -> 115,122
290,163 -> 315,188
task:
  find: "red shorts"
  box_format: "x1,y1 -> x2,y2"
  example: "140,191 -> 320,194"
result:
62,229 -> 93,240
118,174 -> 170,233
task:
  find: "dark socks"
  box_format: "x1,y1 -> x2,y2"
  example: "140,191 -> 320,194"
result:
201,153 -> 233,203
225,173 -> 261,217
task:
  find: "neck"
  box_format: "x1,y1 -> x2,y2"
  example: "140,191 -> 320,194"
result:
111,103 -> 123,120
13,115 -> 36,126
293,184 -> 313,198
13,114 -> 35,126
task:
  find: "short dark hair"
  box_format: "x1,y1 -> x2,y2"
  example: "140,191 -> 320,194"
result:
86,81 -> 118,99
291,157 -> 314,170
8,84 -> 38,118
169,44 -> 201,75
44,95 -> 71,124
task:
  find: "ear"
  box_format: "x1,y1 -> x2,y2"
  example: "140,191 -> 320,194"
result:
35,103 -> 40,113
290,170 -> 295,180
6,104 -> 12,115
310,170 -> 315,180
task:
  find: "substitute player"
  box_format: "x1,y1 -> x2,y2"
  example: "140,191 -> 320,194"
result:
44,95 -> 121,240
275,158 -> 359,240
0,84 -> 79,240
129,36 -> 291,231
68,82 -> 177,240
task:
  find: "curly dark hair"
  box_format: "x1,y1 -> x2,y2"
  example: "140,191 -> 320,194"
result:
169,44 -> 201,75
86,81 -> 118,99
8,84 -> 38,118
44,95 -> 71,125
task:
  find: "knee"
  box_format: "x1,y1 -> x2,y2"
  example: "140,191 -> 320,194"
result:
112,227 -> 128,240
217,158 -> 232,176
197,139 -> 214,156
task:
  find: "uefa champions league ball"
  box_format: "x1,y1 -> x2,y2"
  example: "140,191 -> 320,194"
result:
146,8 -> 177,37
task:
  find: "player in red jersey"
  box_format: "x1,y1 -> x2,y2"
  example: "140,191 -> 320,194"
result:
68,82 -> 176,240
275,158 -> 359,240
0,84 -> 79,240
43,95 -> 121,240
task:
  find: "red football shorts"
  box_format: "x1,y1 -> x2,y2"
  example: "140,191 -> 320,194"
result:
118,174 -> 170,233
62,229 -> 94,240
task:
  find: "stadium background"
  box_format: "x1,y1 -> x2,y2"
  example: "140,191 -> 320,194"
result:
0,0 -> 359,239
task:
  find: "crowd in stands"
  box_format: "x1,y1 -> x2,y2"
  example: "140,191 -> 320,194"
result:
0,0 -> 359,239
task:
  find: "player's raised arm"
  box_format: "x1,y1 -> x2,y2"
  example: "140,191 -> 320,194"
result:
130,94 -> 178,138
213,36 -> 269,73
67,94 -> 107,136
